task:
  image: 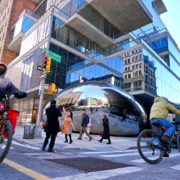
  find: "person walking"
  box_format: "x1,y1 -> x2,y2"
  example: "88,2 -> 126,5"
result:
150,96 -> 180,157
41,100 -> 62,152
83,117 -> 92,139
78,111 -> 92,141
63,109 -> 76,144
98,115 -> 111,144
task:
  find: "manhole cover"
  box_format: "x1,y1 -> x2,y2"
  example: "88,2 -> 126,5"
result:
46,157 -> 133,172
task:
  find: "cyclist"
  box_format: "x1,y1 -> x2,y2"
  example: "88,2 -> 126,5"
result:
150,96 -> 180,157
0,63 -> 27,99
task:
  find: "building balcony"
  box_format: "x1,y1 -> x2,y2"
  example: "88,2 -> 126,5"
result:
66,14 -> 113,48
86,0 -> 152,33
8,10 -> 38,53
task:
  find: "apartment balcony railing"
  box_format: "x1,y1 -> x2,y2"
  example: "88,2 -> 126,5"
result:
8,10 -> 39,53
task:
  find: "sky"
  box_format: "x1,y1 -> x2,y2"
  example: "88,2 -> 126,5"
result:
160,0 -> 180,48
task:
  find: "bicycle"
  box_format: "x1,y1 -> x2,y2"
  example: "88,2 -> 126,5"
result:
0,93 -> 13,163
137,121 -> 180,164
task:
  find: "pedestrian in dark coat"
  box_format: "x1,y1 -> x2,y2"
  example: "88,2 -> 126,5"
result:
42,100 -> 62,152
98,115 -> 111,144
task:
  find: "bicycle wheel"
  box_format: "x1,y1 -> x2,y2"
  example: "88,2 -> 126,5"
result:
177,134 -> 180,152
137,129 -> 164,164
0,119 -> 12,163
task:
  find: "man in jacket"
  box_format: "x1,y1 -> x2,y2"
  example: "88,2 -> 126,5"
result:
78,111 -> 92,141
42,100 -> 62,152
0,63 -> 27,99
150,97 -> 180,157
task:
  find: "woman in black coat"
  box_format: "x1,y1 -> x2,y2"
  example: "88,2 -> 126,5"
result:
98,115 -> 111,144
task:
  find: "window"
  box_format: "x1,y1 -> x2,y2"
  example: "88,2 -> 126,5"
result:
124,83 -> 131,89
139,70 -> 142,76
132,57 -> 135,62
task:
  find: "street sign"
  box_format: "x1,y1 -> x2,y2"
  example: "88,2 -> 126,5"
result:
37,65 -> 44,71
48,51 -> 62,63
42,48 -> 61,63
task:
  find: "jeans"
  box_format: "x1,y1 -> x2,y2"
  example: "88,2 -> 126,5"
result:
151,118 -> 175,136
79,127 -> 91,139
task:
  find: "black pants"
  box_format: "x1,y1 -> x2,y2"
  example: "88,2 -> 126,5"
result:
100,136 -> 111,143
42,131 -> 57,150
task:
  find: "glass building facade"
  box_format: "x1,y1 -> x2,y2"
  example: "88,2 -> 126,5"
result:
6,0 -> 180,124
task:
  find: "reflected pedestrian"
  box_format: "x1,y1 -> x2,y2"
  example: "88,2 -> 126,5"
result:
83,117 -> 92,139
42,100 -> 62,152
78,111 -> 92,141
98,115 -> 111,144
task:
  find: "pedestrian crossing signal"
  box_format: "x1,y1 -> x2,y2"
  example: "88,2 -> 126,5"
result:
44,56 -> 51,73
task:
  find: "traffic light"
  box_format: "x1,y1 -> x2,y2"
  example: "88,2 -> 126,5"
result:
44,56 -> 51,73
51,83 -> 56,94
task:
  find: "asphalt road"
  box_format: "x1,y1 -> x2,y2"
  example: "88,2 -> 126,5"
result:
1,137 -> 180,180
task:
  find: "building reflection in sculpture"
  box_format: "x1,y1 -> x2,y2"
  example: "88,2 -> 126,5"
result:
51,81 -> 146,136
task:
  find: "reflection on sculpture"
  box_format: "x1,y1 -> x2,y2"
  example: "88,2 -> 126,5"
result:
46,81 -> 146,136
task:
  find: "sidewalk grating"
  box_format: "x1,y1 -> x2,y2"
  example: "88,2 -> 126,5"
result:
46,157 -> 133,172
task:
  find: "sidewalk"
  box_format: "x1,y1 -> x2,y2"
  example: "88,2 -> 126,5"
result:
13,126 -> 138,152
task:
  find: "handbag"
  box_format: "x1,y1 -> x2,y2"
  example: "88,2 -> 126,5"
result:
40,121 -> 46,129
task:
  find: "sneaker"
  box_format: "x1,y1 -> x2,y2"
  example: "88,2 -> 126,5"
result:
106,142 -> 111,144
77,137 -> 82,140
98,140 -> 102,143
89,137 -> 92,141
48,149 -> 54,152
163,151 -> 169,158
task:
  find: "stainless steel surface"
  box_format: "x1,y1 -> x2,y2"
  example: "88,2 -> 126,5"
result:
46,81 -> 146,136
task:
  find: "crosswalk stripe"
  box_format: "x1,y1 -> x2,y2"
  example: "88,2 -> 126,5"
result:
81,149 -> 137,154
12,141 -> 40,150
53,167 -> 143,180
132,152 -> 180,163
171,164 -> 180,170
101,152 -> 150,158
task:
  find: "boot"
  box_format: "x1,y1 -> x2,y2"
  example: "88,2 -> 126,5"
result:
98,139 -> 102,143
161,135 -> 171,153
107,138 -> 111,144
163,151 -> 169,157
64,135 -> 68,143
69,134 -> 73,144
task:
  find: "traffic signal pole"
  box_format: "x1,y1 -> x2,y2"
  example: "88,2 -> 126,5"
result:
34,7 -> 54,138
36,73 -> 46,127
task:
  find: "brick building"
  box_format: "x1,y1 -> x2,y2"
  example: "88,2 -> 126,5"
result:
0,0 -> 37,64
